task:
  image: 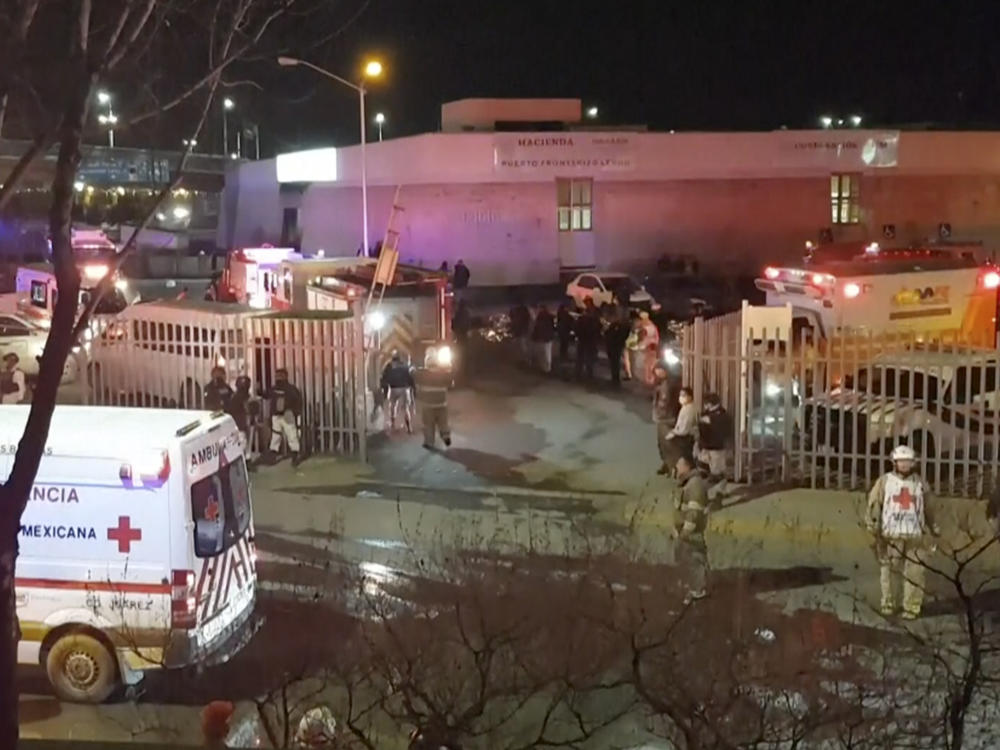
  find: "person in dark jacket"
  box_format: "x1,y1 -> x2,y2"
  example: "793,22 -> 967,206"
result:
698,392 -> 731,496
265,368 -> 303,465
509,301 -> 532,364
381,351 -> 416,432
531,304 -> 556,373
604,307 -> 630,387
453,259 -> 470,290
574,300 -> 601,380
203,367 -> 234,413
556,303 -> 573,361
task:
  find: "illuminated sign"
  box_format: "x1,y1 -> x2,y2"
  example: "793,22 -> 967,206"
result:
276,148 -> 337,183
891,286 -> 950,307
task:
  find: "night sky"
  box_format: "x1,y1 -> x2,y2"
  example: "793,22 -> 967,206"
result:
244,0 -> 999,156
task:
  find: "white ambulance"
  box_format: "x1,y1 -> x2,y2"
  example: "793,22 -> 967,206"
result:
2,405 -> 259,702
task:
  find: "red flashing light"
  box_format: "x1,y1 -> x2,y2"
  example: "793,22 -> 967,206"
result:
843,282 -> 862,299
764,266 -> 780,280
811,273 -> 825,285
983,270 -> 1000,290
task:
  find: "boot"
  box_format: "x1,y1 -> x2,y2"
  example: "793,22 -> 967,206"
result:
291,452 -> 301,468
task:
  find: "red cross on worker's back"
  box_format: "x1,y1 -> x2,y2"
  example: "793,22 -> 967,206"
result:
892,486 -> 914,510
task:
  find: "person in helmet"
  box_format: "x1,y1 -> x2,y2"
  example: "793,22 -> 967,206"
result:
414,347 -> 452,449
203,366 -> 234,413
264,368 -> 303,466
293,706 -> 337,748
866,444 -> 937,619
0,352 -> 26,405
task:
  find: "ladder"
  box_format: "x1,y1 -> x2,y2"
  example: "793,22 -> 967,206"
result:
365,185 -> 403,314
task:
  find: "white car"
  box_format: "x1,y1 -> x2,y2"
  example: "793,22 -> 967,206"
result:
566,271 -> 654,309
0,312 -> 77,382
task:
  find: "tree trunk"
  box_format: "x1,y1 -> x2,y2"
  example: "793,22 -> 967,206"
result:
0,75 -> 90,746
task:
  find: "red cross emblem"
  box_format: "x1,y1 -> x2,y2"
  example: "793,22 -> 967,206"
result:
892,486 -> 914,510
204,497 -> 220,521
107,516 -> 142,553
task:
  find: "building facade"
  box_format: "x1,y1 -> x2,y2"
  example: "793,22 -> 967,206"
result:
218,109 -> 1000,285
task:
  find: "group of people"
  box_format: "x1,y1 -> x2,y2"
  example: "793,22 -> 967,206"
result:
508,298 -> 663,386
202,366 -> 303,467
378,349 -> 453,450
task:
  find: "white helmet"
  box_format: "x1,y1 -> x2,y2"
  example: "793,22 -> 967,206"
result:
891,445 -> 917,462
294,706 -> 337,748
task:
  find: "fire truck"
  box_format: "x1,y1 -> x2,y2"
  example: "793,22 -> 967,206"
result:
754,242 -> 999,347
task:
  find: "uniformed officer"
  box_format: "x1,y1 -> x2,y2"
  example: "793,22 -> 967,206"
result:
414,346 -> 452,449
202,366 -> 234,413
264,368 -> 303,465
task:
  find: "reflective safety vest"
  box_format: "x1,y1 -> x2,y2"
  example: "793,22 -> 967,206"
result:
414,368 -> 449,408
881,472 -> 925,539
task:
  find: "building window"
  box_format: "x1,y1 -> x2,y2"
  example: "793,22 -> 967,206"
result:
830,173 -> 860,224
557,178 -> 593,232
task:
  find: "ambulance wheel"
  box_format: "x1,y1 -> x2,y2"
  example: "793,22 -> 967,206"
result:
46,631 -> 119,703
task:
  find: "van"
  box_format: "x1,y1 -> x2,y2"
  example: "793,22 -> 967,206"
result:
89,300 -> 264,408
2,405 -> 259,702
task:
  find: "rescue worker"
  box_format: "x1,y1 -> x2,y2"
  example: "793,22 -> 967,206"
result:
381,351 -> 416,433
293,706 -> 337,748
1,352 -> 26,405
673,453 -> 710,604
203,366 -> 234,413
201,700 -> 235,748
866,445 -> 937,619
265,367 -> 303,466
414,348 -> 452,449
652,363 -> 674,473
638,310 -> 660,384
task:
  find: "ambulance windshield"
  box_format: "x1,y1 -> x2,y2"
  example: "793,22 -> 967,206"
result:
190,457 -> 252,557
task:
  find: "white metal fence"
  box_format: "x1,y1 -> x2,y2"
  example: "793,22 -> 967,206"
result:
85,309 -> 367,458
682,305 -> 1000,498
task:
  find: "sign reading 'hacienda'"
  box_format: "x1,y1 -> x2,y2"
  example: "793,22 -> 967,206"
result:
493,134 -> 634,173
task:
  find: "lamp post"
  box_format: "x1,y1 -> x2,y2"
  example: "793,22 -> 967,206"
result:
278,56 -> 383,256
222,97 -> 235,156
374,112 -> 385,142
97,90 -> 117,147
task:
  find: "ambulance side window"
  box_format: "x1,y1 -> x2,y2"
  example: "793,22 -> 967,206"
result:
191,474 -> 226,557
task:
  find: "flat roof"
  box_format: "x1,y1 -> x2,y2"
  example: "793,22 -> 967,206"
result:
0,405 -> 224,456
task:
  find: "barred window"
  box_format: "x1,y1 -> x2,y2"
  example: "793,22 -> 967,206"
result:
556,178 -> 593,232
830,173 -> 860,225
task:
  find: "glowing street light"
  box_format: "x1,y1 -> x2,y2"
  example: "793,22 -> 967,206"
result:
586,105 -> 598,119
374,112 -> 385,141
277,55 -> 385,257
819,115 -> 833,129
96,90 -> 116,146
222,97 -> 236,156
850,114 -> 863,127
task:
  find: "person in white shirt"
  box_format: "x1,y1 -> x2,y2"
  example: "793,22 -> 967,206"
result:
661,386 -> 697,475
0,353 -> 26,405
865,444 -> 936,619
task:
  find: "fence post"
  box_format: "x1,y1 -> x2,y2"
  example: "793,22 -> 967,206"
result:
692,316 -> 705,405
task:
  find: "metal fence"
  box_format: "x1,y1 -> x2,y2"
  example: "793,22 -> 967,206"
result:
682,304 -> 1000,498
85,309 -> 367,458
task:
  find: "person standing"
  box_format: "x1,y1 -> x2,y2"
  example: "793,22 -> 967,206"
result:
652,364 -> 675,473
380,351 -> 416,432
0,353 -> 26,405
203,366 -> 234,413
604,307 -> 630,387
866,445 -> 936,619
638,310 -> 660,384
556,303 -> 573,362
531,304 -> 556,373
698,393 -> 730,495
453,259 -> 470,291
574,300 -> 601,380
230,375 -> 257,461
509,301 -> 532,365
414,349 -> 452,449
265,368 -> 302,466
624,316 -> 640,381
673,453 -> 710,603
662,386 -> 697,475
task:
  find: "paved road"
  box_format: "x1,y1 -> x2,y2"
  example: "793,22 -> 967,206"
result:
19,359 -> 999,744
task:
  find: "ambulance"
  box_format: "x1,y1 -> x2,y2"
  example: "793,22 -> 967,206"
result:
755,242 -> 1000,347
220,246 -> 301,308
3,405 -> 259,703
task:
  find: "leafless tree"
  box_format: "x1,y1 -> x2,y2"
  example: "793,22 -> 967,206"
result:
0,0 -> 365,743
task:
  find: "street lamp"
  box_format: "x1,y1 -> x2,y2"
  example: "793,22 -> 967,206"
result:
96,90 -> 116,147
819,115 -> 833,129
850,114 -> 863,127
374,112 -> 385,142
277,55 -> 384,256
586,105 -> 598,119
222,97 -> 236,156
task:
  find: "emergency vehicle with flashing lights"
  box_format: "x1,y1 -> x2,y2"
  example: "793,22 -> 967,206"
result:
0,263 -> 135,325
755,242 -> 1000,346
2,405 -> 259,703
218,245 -> 301,308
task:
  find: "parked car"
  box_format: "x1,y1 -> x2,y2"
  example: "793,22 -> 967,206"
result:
0,311 -> 77,382
566,271 -> 654,310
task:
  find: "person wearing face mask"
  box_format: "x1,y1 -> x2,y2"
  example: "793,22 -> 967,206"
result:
264,367 -> 303,466
659,386 -> 697,475
203,366 -> 234,413
865,444 -> 937,619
